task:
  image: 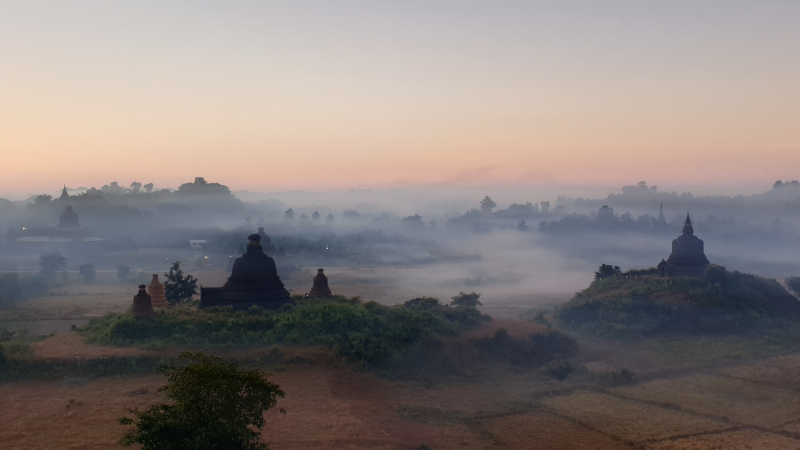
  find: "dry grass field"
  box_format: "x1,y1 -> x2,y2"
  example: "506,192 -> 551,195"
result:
4,272 -> 800,449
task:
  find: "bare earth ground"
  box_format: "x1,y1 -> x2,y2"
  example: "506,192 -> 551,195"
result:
4,277 -> 800,449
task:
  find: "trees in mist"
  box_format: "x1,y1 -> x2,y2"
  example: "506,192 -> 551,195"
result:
787,276 -> 800,298
451,292 -> 482,308
39,252 -> 67,281
480,196 -> 496,213
79,263 -> 96,282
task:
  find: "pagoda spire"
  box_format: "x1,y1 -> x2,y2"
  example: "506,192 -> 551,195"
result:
59,185 -> 69,200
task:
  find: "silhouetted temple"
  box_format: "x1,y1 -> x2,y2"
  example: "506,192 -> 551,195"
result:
200,234 -> 292,309
308,268 -> 333,298
132,285 -> 155,319
257,227 -> 277,255
657,214 -> 710,277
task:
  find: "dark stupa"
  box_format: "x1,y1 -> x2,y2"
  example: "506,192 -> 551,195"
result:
657,214 -> 710,277
200,234 -> 292,309
308,268 -> 333,298
257,227 -> 277,255
56,206 -> 83,232
132,285 -> 155,319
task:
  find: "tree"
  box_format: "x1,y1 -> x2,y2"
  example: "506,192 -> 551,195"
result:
325,214 -> 335,225
39,252 -> 67,281
594,264 -> 622,280
786,276 -> 800,297
451,291 -> 482,308
283,208 -> 295,221
143,183 -> 154,193
194,177 -> 208,185
517,220 -> 530,232
118,265 -> 131,281
130,182 -> 142,192
120,352 -> 284,450
479,196 -> 496,213
164,261 -> 198,303
79,264 -> 96,282
342,209 -> 361,220
311,211 -> 320,222
33,194 -> 53,207
299,213 -> 309,221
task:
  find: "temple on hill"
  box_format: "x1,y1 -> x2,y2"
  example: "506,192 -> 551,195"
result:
200,234 -> 292,309
657,214 -> 710,277
13,205 -> 91,241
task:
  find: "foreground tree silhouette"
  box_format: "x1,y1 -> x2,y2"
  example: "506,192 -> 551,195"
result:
120,352 -> 284,450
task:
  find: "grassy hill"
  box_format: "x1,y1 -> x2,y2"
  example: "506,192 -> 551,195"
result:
556,266 -> 800,338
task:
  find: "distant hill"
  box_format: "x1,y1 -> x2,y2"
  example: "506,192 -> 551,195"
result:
556,266 -> 800,338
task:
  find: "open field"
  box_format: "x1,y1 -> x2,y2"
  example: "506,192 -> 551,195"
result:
4,275 -> 800,449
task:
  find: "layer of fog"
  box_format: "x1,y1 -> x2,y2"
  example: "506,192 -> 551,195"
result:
1,178 -> 799,315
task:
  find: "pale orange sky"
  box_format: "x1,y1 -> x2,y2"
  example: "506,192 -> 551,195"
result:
1,1 -> 798,198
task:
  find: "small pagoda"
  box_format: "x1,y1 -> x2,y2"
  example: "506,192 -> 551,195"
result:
132,285 -> 155,319
657,214 -> 710,277
147,274 -> 170,308
308,268 -> 333,298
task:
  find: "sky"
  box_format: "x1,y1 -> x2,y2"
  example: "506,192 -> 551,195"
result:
1,1 -> 798,198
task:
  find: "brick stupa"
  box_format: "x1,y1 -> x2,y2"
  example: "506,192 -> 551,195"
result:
147,274 -> 170,308
200,234 -> 292,310
132,285 -> 155,319
308,268 -> 333,298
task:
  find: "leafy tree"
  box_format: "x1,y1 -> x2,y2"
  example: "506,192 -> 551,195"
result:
299,213 -> 309,221
516,220 -> 530,231
451,291 -> 483,308
120,352 -> 284,450
342,209 -> 361,220
403,297 -> 441,310
79,263 -> 96,282
401,214 -> 424,229
786,276 -> 800,297
283,208 -> 295,221
594,264 -> 622,280
325,214 -> 335,225
0,273 -> 22,303
540,201 -> 551,214
130,182 -> 142,192
164,261 -> 198,303
143,183 -> 154,193
118,265 -> 132,281
33,194 -> 53,207
311,211 -> 320,222
194,177 -> 208,185
479,196 -> 496,213
39,252 -> 67,281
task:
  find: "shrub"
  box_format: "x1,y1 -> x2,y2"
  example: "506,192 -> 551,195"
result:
594,264 -> 622,280
118,265 -> 132,281
451,292 -> 482,308
404,297 -> 441,310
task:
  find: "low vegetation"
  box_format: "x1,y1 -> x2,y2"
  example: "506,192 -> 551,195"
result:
557,266 -> 800,338
120,352 -> 283,450
79,296 -> 577,374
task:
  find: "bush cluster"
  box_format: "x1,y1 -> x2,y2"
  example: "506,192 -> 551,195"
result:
81,298 -> 488,367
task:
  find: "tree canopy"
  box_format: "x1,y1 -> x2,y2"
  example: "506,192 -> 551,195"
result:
120,352 -> 284,450
594,264 -> 622,280
164,261 -> 198,303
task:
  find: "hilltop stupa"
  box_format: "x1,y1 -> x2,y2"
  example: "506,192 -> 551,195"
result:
147,274 -> 170,308
132,285 -> 155,319
657,214 -> 710,277
308,268 -> 333,298
200,234 -> 292,309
